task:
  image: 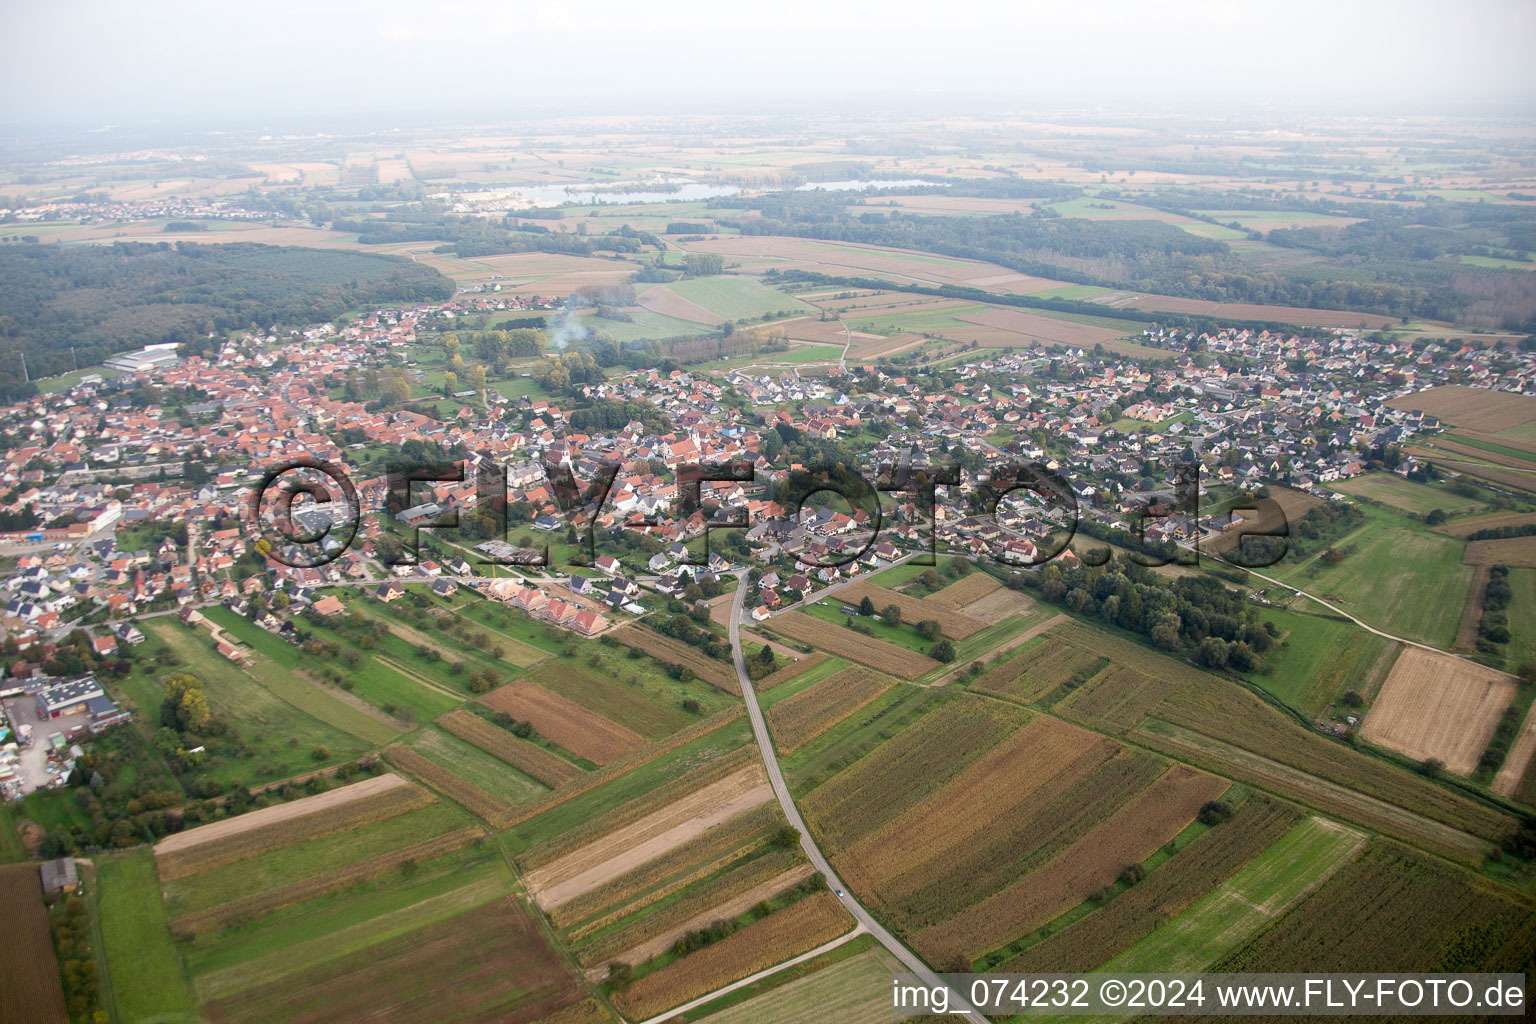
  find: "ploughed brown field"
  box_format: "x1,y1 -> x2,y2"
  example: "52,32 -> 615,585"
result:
0,863 -> 69,1024
1359,647 -> 1518,776
765,611 -> 939,679
479,680 -> 644,764
1387,385 -> 1536,433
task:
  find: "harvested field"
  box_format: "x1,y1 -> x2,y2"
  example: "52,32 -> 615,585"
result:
1492,706 -> 1536,798
755,651 -> 830,691
156,775 -> 433,880
610,625 -> 739,694
1434,509 -> 1536,538
1359,647 -> 1517,776
384,745 -> 519,828
437,709 -> 582,788
836,581 -> 986,639
203,898 -> 588,1024
479,680 -> 644,765
155,772 -> 412,856
557,804 -> 785,935
924,573 -> 1001,610
959,588 -> 1034,624
170,826 -> 482,936
1418,436 -> 1536,471
912,765 -> 1228,964
766,612 -> 939,679
526,766 -> 771,908
768,666 -> 897,752
637,284 -> 724,325
611,892 -> 853,1020
0,863 -> 69,1024
1465,536 -> 1536,568
974,636 -> 1108,704
954,307 -> 1126,349
1332,472 -> 1485,516
1004,794 -> 1303,972
594,864 -> 815,969
534,661 -> 693,739
502,708 -> 745,831
1387,385 -> 1536,433
1102,292 -> 1398,329
1415,457 -> 1536,496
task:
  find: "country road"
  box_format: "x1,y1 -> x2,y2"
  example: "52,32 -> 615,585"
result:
725,568 -> 986,1024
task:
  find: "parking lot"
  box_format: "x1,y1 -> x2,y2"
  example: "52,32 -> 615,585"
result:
2,696 -> 92,798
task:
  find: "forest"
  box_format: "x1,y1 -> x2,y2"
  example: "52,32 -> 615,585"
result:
0,242 -> 453,397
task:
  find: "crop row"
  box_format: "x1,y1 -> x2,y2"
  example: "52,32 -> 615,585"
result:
500,707 -> 744,831
755,651 -> 829,691
925,572 -> 1002,610
768,666 -> 895,752
803,697 -> 1020,852
612,891 -> 852,1020
611,625 -> 739,694
557,801 -> 782,935
1005,794 -> 1303,972
521,744 -> 761,870
437,709 -> 582,788
384,745 -> 520,829
479,680 -> 644,766
575,848 -> 807,966
913,765 -> 1227,965
156,780 -> 435,881
169,826 -> 483,937
967,637 -> 1074,703
766,612 -> 938,679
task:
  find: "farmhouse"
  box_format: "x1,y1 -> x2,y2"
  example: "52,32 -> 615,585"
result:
38,858 -> 77,895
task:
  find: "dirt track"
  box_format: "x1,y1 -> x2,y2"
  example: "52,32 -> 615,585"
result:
154,773 -> 410,854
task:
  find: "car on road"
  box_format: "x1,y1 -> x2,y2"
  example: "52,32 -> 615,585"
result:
835,888 -> 845,897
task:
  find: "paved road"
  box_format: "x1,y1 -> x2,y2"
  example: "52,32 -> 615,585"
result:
726,568 -> 986,1023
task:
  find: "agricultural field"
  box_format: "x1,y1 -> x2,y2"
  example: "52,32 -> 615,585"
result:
1253,607 -> 1401,714
479,679 -> 645,765
1464,536 -> 1536,568
697,946 -> 905,1024
767,665 -> 897,752
1214,841 -> 1536,975
95,852 -> 198,1022
1331,471 -> 1486,516
1386,385 -> 1536,434
610,624 -> 740,693
0,863 -> 69,1024
764,611 -> 940,679
834,581 -> 987,639
924,572 -> 1001,610
1269,505 -> 1472,649
1358,647 -> 1518,776
666,274 -> 815,321
1101,817 -> 1366,972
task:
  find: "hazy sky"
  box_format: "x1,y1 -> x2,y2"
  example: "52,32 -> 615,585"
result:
3,0 -> 1533,127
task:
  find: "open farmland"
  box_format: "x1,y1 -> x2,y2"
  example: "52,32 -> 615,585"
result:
835,581 -> 986,639
611,892 -> 853,1021
767,666 -> 897,752
1432,509 -> 1536,538
1386,385 -> 1536,433
697,946 -> 905,1024
1359,647 -> 1518,775
924,572 -> 1001,609
1214,841 -> 1536,975
525,765 -> 771,909
1004,794 -> 1303,972
912,764 -> 1227,965
755,651 -> 831,690
0,863 -> 69,1024
155,773 -> 433,879
667,274 -> 815,320
96,852 -> 198,1021
610,624 -> 740,693
765,611 -> 940,678
1331,471 -> 1486,516
1464,536 -> 1536,568
1103,817 -> 1366,972
203,898 -> 591,1024
383,745 -> 520,829
479,679 -> 645,764
437,709 -> 583,788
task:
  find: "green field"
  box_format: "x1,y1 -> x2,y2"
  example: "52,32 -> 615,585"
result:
1443,434 -> 1536,465
1271,506 -> 1473,648
137,620 -> 376,784
1254,607 -> 1401,714
1331,471 -> 1487,516
96,851 -> 199,1021
667,275 -> 815,321
1100,818 -> 1363,972
409,726 -> 549,804
34,365 -> 123,395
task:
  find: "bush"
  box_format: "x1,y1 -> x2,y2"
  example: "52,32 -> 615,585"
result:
929,639 -> 956,663
311,746 -> 331,761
